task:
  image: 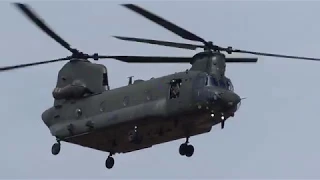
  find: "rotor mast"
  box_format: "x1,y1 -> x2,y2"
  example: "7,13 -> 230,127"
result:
189,51 -> 226,78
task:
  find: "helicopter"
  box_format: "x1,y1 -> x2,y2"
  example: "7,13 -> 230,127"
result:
4,2 -> 320,170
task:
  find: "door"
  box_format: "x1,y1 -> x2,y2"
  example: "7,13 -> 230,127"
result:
167,78 -> 183,113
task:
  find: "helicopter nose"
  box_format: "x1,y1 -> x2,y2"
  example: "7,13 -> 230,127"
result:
220,91 -> 241,108
208,90 -> 241,112
207,89 -> 241,110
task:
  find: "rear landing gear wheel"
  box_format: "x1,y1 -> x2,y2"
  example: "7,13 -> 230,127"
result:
51,142 -> 61,155
179,143 -> 194,157
105,156 -> 115,169
179,143 -> 187,156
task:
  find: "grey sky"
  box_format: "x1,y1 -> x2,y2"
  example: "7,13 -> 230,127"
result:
1,0 -> 320,178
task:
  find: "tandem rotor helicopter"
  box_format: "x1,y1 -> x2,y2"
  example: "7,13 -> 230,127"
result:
4,3 -> 320,170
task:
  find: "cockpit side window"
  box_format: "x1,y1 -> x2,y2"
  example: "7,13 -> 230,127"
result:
219,80 -> 226,88
226,79 -> 234,91
211,77 -> 218,86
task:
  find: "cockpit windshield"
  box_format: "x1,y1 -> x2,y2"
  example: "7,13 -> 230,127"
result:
207,76 -> 218,86
219,80 -> 226,88
206,75 -> 234,91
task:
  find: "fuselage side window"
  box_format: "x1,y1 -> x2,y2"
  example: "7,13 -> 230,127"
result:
103,73 -> 108,86
102,72 -> 110,90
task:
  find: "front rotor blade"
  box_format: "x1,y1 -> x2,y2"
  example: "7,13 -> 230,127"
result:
99,55 -> 192,63
225,57 -> 258,63
113,36 -> 204,50
122,4 -> 206,44
233,49 -> 320,61
0,57 -> 70,72
13,3 -> 75,53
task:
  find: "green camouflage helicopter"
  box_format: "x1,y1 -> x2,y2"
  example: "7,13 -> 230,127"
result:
3,3 -> 320,170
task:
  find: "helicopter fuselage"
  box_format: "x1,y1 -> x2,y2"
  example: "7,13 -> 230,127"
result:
42,69 -> 241,154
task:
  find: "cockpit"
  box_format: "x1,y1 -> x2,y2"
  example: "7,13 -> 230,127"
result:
205,75 -> 234,91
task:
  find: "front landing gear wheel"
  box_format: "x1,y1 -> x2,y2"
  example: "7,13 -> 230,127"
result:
51,142 -> 60,155
185,145 -> 194,157
105,156 -> 115,169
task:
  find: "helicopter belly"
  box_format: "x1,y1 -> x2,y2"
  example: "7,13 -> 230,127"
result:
63,111 -> 218,154
50,98 -> 168,138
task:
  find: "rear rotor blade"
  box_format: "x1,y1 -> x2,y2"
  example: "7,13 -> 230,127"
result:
0,57 -> 70,72
13,3 -> 77,54
113,36 -> 204,50
122,4 -> 207,44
